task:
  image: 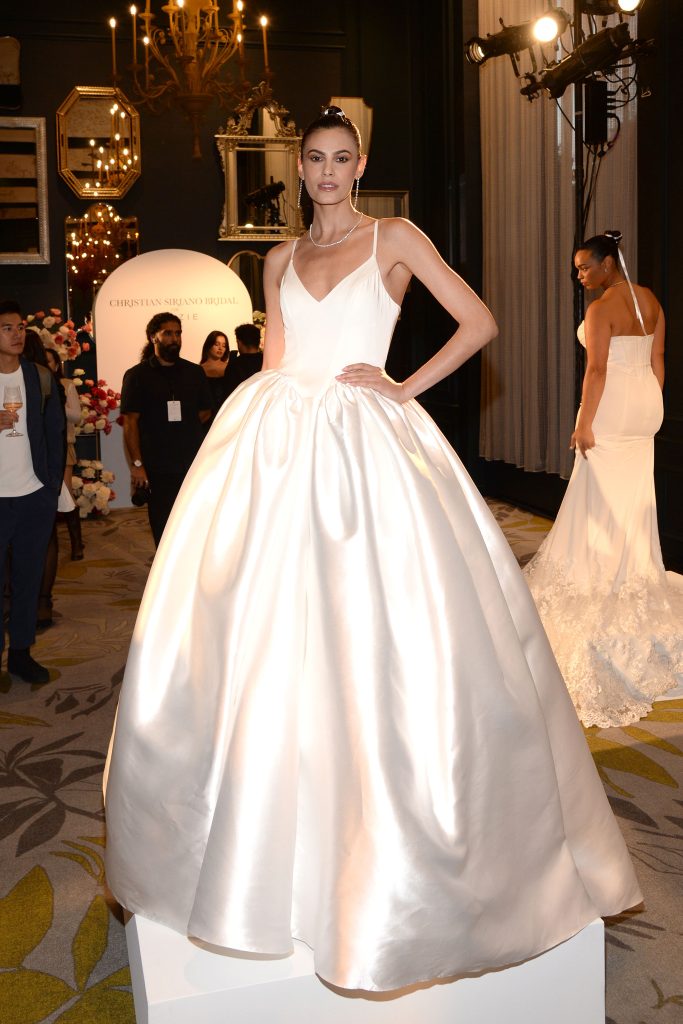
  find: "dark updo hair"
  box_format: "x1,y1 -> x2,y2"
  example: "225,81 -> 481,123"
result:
578,230 -> 622,263
300,105 -> 362,155
200,331 -> 229,363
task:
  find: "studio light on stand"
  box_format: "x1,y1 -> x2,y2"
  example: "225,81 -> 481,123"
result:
521,22 -> 631,98
466,9 -> 570,76
583,0 -> 642,15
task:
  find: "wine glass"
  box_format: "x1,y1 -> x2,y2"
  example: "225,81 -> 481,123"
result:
3,385 -> 23,437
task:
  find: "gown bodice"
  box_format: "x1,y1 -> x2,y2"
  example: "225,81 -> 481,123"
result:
278,222 -> 400,397
577,321 -> 654,376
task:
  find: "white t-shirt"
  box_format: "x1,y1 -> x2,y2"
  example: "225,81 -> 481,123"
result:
0,366 -> 43,497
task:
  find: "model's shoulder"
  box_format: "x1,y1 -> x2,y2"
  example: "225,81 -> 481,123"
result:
265,238 -> 297,269
376,218 -> 430,252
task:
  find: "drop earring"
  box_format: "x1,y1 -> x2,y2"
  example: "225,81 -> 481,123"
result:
353,177 -> 360,210
297,178 -> 303,208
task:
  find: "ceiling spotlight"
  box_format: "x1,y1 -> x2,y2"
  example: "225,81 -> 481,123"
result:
466,9 -> 570,68
522,21 -> 631,97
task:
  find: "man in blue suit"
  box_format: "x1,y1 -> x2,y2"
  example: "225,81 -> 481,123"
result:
0,300 -> 63,683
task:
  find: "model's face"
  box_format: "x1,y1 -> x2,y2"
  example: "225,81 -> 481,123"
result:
210,335 -> 227,358
575,250 -> 607,290
299,127 -> 365,206
153,321 -> 182,361
0,314 -> 25,358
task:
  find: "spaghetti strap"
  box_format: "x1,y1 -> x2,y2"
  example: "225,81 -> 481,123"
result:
625,278 -> 647,336
290,237 -> 299,263
372,220 -> 379,257
617,249 -> 646,335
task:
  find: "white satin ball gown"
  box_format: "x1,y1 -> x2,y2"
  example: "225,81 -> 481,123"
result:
525,287 -> 683,729
105,222 -> 641,993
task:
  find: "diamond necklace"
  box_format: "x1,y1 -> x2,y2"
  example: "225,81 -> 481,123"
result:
309,213 -> 363,249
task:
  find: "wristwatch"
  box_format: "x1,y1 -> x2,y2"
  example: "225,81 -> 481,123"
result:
132,459 -> 143,468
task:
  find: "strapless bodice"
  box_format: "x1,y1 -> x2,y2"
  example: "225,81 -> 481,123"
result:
577,321 -> 654,374
278,250 -> 400,398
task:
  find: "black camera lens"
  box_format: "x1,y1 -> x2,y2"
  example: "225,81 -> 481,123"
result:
131,485 -> 151,507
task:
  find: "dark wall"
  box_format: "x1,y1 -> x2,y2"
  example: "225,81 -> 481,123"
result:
2,0 -> 484,466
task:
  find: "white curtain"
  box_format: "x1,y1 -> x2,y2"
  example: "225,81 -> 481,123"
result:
478,0 -> 637,478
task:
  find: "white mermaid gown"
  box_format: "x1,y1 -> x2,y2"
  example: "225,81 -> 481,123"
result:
525,297 -> 683,729
105,223 -> 641,992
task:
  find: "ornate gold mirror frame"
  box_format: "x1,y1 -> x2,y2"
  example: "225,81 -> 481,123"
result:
56,86 -> 141,200
0,116 -> 49,265
216,84 -> 302,242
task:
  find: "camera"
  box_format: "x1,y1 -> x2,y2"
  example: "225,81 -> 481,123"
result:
131,485 -> 151,507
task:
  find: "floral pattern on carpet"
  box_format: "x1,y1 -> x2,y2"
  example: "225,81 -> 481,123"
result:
0,504 -> 680,1023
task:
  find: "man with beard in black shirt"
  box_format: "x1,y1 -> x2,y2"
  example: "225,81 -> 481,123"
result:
121,313 -> 212,546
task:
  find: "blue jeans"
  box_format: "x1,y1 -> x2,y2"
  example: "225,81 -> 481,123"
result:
0,487 -> 57,652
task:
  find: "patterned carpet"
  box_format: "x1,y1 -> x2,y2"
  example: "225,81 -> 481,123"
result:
1,503 -> 681,1023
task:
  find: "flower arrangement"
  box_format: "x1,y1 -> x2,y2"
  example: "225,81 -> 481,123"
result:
252,309 -> 266,347
71,460 -> 116,518
25,308 -> 82,362
72,371 -> 121,435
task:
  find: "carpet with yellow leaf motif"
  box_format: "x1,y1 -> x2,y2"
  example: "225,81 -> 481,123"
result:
0,504 -> 681,1024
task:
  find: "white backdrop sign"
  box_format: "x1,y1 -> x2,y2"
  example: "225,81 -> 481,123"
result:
94,249 -> 253,508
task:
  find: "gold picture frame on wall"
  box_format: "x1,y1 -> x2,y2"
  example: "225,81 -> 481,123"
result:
0,116 -> 50,265
56,86 -> 141,200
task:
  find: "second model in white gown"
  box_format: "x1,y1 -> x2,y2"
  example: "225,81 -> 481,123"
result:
525,293 -> 683,729
105,223 -> 641,993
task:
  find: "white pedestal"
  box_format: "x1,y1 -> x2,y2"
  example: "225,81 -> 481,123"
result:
126,915 -> 604,1024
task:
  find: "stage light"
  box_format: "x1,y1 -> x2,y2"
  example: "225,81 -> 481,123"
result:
466,9 -> 570,68
533,11 -> 569,43
522,21 -> 631,98
583,0 -> 643,14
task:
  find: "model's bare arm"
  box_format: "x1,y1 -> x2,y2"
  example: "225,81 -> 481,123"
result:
337,219 -> 498,402
262,243 -> 292,371
571,301 -> 611,458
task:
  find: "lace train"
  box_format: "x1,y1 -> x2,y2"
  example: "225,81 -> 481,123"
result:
524,556 -> 683,729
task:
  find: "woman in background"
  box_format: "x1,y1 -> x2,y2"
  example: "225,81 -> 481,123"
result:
45,346 -> 84,560
199,330 -> 230,422
525,231 -> 682,728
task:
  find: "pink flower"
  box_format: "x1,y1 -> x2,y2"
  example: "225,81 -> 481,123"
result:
50,307 -> 61,316
82,342 -> 90,352
35,310 -> 45,318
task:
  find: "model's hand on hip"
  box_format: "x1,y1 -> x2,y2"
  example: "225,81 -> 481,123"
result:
336,363 -> 406,402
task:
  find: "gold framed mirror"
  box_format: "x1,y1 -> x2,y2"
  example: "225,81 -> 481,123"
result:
227,250 -> 266,312
217,84 -> 302,242
0,116 -> 50,265
56,86 -> 141,200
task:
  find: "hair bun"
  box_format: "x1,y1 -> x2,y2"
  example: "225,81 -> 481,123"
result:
603,229 -> 622,246
322,105 -> 346,119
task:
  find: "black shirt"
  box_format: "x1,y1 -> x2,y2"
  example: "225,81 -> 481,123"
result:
121,356 -> 212,474
223,352 -> 264,400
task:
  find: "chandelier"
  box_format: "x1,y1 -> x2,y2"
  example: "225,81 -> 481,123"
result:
109,1 -> 271,158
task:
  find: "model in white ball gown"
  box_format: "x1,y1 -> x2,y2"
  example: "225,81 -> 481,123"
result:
525,235 -> 682,730
105,112 -> 642,993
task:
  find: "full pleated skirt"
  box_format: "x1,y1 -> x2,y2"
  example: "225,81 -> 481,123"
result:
105,370 -> 641,991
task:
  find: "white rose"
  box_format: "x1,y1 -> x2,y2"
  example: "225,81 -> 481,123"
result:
76,495 -> 91,508
83,423 -> 95,434
71,475 -> 83,489
95,417 -> 106,430
100,471 -> 115,483
42,316 -> 56,328
81,467 -> 96,478
82,482 -> 97,496
92,460 -> 104,470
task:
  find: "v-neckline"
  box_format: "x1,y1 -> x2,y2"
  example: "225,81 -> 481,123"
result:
290,254 -> 375,305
